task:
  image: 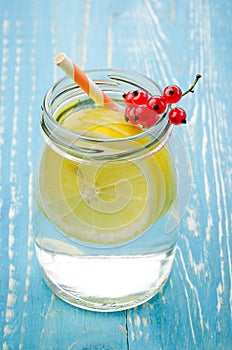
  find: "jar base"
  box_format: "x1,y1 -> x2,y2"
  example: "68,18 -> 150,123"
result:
43,273 -> 168,312
35,243 -> 175,312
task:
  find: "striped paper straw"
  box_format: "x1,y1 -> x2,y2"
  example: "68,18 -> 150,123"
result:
54,53 -> 117,109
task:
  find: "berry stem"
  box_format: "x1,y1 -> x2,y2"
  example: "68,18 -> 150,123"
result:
163,104 -> 171,119
182,74 -> 202,97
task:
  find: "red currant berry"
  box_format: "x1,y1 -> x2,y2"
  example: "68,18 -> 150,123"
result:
168,107 -> 187,125
123,90 -> 149,105
142,113 -> 160,128
123,91 -> 134,104
147,96 -> 167,114
124,105 -> 160,128
125,106 -> 138,124
163,85 -> 182,104
134,106 -> 153,123
125,105 -> 148,125
135,106 -> 160,128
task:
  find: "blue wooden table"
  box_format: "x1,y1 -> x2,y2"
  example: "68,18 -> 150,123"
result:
0,1 -> 232,349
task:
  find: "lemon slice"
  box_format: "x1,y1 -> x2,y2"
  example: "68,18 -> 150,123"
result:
36,108 -> 177,245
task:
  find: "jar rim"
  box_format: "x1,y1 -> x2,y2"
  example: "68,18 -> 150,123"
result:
41,68 -> 172,160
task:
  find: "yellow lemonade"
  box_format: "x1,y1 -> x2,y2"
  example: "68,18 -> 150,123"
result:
36,106 -> 177,245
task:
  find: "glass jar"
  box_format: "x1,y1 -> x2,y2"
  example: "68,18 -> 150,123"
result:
32,68 -> 191,311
